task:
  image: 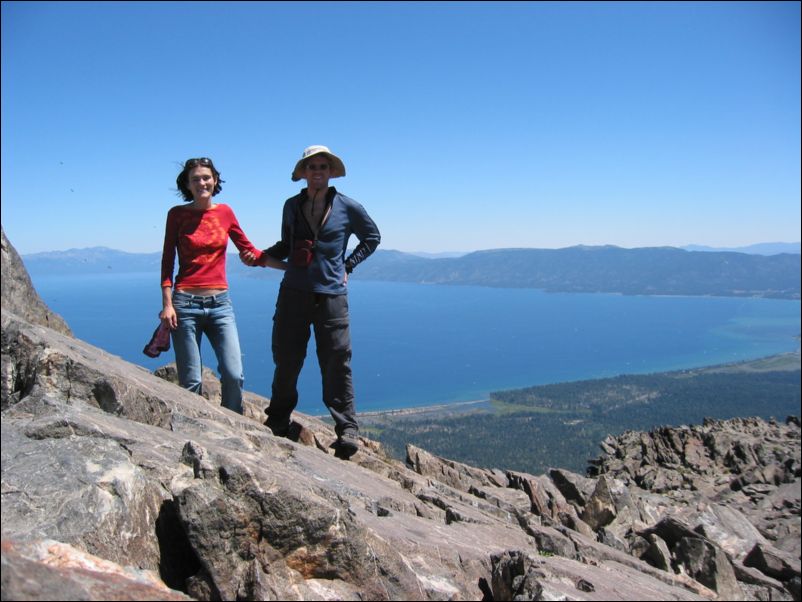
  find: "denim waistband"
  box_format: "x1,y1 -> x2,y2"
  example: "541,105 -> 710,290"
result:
173,290 -> 230,303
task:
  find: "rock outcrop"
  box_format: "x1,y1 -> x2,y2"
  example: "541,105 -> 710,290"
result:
2,230 -> 800,601
1,226 -> 71,336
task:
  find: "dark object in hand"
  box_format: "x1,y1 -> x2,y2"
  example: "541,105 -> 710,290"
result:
143,321 -> 171,357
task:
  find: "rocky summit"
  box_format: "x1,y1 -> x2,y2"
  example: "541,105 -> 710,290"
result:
1,227 -> 800,601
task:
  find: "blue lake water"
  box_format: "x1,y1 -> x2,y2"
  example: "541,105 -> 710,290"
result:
30,272 -> 801,415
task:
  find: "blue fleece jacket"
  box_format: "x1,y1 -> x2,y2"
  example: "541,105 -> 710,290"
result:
265,187 -> 381,295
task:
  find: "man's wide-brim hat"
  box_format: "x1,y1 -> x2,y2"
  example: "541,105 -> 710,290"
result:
291,145 -> 346,182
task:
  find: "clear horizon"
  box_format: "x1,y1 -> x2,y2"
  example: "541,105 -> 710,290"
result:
3,2 -> 800,255
16,240 -> 802,257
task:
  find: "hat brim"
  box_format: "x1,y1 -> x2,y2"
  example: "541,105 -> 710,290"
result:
291,151 -> 346,182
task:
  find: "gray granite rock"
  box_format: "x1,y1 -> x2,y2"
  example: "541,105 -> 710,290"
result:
1,227 -> 71,337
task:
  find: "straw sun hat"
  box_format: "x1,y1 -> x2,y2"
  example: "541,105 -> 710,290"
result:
291,145 -> 346,182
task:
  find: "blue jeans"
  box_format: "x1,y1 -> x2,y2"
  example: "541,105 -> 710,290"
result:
171,290 -> 244,414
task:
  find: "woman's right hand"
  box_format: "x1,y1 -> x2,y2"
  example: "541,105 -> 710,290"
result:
160,306 -> 178,330
240,250 -> 258,266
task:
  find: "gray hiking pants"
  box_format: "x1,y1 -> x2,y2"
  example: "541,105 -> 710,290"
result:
267,286 -> 358,437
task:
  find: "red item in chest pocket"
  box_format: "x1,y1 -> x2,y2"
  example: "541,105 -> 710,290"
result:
291,239 -> 315,268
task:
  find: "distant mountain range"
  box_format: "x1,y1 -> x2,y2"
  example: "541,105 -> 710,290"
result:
22,244 -> 802,299
400,243 -> 802,257
681,242 -> 801,255
22,247 -> 162,274
352,245 -> 801,299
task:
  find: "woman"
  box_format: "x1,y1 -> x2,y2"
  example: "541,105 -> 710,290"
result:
159,157 -> 261,414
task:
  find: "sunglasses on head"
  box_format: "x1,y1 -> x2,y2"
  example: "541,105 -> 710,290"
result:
185,157 -> 212,167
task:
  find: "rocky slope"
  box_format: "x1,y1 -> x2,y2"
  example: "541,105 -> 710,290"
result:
1,227 -> 71,336
1,229 -> 799,601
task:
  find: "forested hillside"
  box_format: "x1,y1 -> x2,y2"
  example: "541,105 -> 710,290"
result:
362,353 -> 801,474
354,246 -> 801,299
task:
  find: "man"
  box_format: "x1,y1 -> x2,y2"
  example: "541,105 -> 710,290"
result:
251,145 -> 380,457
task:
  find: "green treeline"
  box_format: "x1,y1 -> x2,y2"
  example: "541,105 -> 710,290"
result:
364,369 -> 801,475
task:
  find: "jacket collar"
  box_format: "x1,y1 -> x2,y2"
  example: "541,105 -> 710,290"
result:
300,186 -> 337,205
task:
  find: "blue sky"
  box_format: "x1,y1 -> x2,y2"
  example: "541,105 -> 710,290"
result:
2,1 -> 800,255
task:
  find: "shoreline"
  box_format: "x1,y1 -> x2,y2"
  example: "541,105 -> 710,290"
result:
359,399 -> 491,418
320,350 -> 801,420
316,399 -> 491,420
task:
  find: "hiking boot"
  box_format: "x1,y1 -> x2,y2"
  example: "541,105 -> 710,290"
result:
286,421 -> 302,442
336,430 -> 359,459
264,416 -> 290,438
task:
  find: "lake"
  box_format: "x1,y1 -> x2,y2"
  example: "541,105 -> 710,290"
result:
29,272 -> 801,415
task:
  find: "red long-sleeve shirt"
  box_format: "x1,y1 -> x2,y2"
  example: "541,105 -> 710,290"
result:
160,203 -> 262,290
